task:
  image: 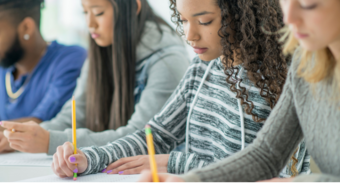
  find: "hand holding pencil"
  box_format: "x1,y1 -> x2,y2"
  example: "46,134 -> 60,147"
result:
51,142 -> 88,178
51,96 -> 88,178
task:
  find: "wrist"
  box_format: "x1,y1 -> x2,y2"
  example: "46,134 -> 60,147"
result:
44,130 -> 50,154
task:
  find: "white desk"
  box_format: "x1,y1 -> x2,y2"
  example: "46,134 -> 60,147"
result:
0,166 -> 54,182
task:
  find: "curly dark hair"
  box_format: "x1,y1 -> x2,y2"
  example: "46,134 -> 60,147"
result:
170,0 -> 298,176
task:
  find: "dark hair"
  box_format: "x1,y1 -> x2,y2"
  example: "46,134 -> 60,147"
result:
169,0 -> 298,176
0,0 -> 44,27
170,0 -> 287,120
86,0 -> 170,132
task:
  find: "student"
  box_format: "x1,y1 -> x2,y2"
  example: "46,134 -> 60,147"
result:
0,0 -> 86,152
48,0 -> 310,178
0,0 -> 189,154
138,0 -> 340,182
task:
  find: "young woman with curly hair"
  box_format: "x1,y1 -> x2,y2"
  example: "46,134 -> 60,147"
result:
49,0 -> 310,178
139,0 -> 340,182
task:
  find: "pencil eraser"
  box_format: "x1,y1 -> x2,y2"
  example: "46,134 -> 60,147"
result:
73,177 -> 77,181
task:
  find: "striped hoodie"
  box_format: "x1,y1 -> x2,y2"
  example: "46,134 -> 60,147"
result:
80,56 -> 310,176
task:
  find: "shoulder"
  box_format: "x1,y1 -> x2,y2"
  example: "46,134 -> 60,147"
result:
48,41 -> 87,59
285,48 -> 311,93
47,42 -> 87,68
289,48 -> 305,78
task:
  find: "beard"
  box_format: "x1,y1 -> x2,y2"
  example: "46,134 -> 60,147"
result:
0,34 -> 25,68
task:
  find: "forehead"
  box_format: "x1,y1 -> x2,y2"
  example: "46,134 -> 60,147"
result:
176,0 -> 219,15
81,0 -> 111,8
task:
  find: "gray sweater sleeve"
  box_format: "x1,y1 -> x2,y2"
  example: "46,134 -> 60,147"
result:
41,53 -> 189,155
180,66 -> 304,182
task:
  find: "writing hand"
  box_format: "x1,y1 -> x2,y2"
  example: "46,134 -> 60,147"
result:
51,142 -> 88,178
2,121 -> 49,153
103,154 -> 169,175
0,131 -> 15,153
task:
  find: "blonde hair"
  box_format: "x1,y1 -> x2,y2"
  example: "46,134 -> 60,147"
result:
280,26 -> 340,97
279,26 -> 340,177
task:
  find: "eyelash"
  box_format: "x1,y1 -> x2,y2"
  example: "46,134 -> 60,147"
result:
178,19 -> 213,26
95,12 -> 104,16
82,11 -> 104,16
301,4 -> 318,10
200,21 -> 213,26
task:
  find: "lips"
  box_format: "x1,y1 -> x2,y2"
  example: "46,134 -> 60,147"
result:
193,47 -> 208,54
294,32 -> 309,39
91,33 -> 100,39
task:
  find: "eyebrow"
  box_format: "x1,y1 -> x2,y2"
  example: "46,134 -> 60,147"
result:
192,11 -> 214,17
178,10 -> 214,17
90,5 -> 103,8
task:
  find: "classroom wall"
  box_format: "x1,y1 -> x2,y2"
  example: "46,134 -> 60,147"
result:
41,0 -> 196,60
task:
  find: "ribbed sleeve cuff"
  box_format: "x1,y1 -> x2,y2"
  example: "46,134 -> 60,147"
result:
167,151 -> 185,174
47,130 -> 70,155
79,150 -> 93,175
179,172 -> 202,182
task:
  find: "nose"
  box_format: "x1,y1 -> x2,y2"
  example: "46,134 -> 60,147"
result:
86,13 -> 97,31
184,23 -> 200,43
282,0 -> 301,26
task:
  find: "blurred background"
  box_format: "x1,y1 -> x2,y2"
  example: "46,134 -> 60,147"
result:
40,0 -> 196,59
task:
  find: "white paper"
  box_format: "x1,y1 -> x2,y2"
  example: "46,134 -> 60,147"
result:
0,152 -> 52,167
21,173 -> 141,182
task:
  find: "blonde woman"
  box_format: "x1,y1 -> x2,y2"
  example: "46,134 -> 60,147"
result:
139,0 -> 340,182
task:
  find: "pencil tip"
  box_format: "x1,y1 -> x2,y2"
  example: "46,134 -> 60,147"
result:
73,177 -> 77,181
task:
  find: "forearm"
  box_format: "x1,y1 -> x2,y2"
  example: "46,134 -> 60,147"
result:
47,124 -> 141,155
168,151 -> 212,174
80,130 -> 150,175
10,117 -> 42,124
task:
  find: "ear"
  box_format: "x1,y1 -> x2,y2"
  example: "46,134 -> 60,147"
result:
17,17 -> 37,41
136,0 -> 142,15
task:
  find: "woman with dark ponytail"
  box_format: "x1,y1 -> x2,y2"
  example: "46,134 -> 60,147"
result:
2,0 -> 189,154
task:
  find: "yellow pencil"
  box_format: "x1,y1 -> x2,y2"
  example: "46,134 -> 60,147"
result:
145,125 -> 159,182
72,96 -> 77,181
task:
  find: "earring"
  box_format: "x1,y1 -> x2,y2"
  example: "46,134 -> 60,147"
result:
24,34 -> 30,40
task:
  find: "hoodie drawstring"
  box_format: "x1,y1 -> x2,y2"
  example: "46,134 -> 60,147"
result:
185,61 -> 246,153
236,67 -> 245,150
185,60 -> 215,153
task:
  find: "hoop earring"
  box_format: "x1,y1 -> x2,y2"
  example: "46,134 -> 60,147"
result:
24,34 -> 30,40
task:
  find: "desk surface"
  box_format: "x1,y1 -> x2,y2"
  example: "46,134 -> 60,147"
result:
0,166 -> 54,182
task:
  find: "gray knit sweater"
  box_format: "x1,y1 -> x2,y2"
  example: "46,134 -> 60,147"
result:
40,22 -> 190,155
80,57 -> 310,177
180,54 -> 340,182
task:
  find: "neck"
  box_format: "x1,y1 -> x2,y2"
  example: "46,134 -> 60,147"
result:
14,34 -> 47,79
328,39 -> 340,61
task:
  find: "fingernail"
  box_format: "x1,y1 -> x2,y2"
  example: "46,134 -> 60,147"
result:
107,170 -> 113,174
118,171 -> 124,175
69,156 -> 76,163
101,169 -> 107,173
73,168 -> 78,173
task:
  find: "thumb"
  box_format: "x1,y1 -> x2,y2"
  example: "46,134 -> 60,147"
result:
3,130 -> 11,139
68,151 -> 88,173
0,138 -> 8,153
68,152 -> 86,164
